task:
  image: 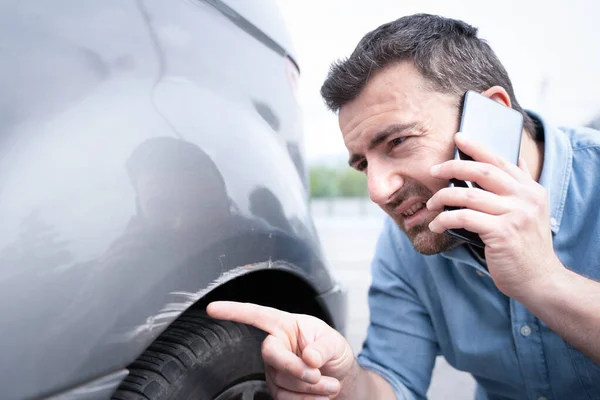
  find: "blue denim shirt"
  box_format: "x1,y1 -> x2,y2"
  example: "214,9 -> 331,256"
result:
357,114 -> 600,400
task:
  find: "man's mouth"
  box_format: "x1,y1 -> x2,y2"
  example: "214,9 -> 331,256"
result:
401,202 -> 426,217
392,198 -> 428,217
390,198 -> 432,230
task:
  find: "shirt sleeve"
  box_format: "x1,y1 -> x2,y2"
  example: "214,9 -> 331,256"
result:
357,217 -> 438,400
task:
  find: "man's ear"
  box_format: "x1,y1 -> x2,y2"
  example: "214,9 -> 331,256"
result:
481,86 -> 512,108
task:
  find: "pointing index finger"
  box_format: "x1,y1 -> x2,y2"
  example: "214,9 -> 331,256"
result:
206,301 -> 286,336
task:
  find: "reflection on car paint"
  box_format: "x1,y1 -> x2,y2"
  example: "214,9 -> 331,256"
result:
0,0 -> 345,398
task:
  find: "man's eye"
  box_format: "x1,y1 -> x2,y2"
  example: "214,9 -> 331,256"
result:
390,137 -> 406,147
357,160 -> 368,171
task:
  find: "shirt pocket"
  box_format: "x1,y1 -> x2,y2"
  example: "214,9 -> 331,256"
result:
566,342 -> 600,399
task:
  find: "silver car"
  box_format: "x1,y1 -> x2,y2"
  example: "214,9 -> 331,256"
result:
0,0 -> 346,399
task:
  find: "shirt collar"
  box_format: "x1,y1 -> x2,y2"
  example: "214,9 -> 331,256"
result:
532,111 -> 572,234
440,112 -> 573,268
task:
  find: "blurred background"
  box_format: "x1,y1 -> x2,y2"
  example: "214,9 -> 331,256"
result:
275,0 -> 600,397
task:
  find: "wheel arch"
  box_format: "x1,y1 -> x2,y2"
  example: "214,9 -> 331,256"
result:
190,267 -> 336,328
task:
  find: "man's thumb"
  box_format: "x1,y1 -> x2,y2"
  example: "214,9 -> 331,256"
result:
302,346 -> 324,369
301,332 -> 347,369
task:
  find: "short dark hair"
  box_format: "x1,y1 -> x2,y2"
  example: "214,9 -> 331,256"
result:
320,14 -> 536,137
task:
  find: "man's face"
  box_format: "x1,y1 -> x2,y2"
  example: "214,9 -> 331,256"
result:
339,61 -> 462,254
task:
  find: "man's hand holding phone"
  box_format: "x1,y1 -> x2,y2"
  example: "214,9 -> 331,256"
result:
426,131 -> 564,301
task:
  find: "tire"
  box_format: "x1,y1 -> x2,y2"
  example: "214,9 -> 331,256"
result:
111,309 -> 272,400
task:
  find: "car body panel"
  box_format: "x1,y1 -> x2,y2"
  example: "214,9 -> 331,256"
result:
206,0 -> 299,66
0,0 -> 343,399
46,371 -> 129,400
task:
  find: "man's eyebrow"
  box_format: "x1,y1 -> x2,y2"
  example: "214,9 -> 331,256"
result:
347,123 -> 418,167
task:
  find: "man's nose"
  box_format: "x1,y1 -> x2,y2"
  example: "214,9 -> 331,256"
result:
367,161 -> 404,206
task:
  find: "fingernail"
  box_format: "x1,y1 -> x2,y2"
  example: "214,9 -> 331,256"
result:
301,368 -> 320,383
428,221 -> 437,232
325,381 -> 340,394
430,164 -> 441,175
426,198 -> 432,209
455,131 -> 463,139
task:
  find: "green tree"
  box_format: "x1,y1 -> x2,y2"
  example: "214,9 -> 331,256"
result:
309,166 -> 369,198
309,167 -> 338,198
337,168 -> 368,197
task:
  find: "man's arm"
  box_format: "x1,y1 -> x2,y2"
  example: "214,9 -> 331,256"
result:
518,261 -> 600,364
208,217 -> 437,400
338,360 -> 397,399
349,217 -> 439,399
206,300 -> 399,400
427,131 -> 600,364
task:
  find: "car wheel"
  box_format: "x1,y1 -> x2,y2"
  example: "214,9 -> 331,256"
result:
111,309 -> 272,400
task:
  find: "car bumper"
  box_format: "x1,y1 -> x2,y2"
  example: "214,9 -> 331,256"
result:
316,283 -> 348,336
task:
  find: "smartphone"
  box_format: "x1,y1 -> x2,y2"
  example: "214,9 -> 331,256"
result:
445,90 -> 524,248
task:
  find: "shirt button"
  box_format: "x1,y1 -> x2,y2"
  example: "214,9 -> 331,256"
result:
476,270 -> 485,277
550,217 -> 558,228
520,324 -> 532,337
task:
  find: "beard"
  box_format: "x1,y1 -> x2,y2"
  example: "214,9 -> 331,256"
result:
385,181 -> 462,255
399,216 -> 461,255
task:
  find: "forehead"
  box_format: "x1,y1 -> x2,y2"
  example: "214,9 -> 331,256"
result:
338,61 -> 441,142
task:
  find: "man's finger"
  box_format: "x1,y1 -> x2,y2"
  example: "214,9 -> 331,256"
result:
301,330 -> 350,370
428,208 -> 496,235
266,378 -> 331,400
426,186 -> 512,215
206,301 -> 286,336
454,132 -> 528,183
518,157 -> 533,179
430,159 -> 515,195
265,375 -> 280,399
262,335 -> 321,384
266,365 -> 340,396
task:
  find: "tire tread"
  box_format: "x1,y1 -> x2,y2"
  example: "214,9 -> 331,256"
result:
111,309 -> 266,400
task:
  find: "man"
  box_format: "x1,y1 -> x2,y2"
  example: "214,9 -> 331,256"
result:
208,14 -> 600,399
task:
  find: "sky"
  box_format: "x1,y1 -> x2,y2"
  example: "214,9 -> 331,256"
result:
274,0 -> 600,165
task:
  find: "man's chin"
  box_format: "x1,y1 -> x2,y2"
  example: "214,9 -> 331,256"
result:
403,224 -> 461,255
